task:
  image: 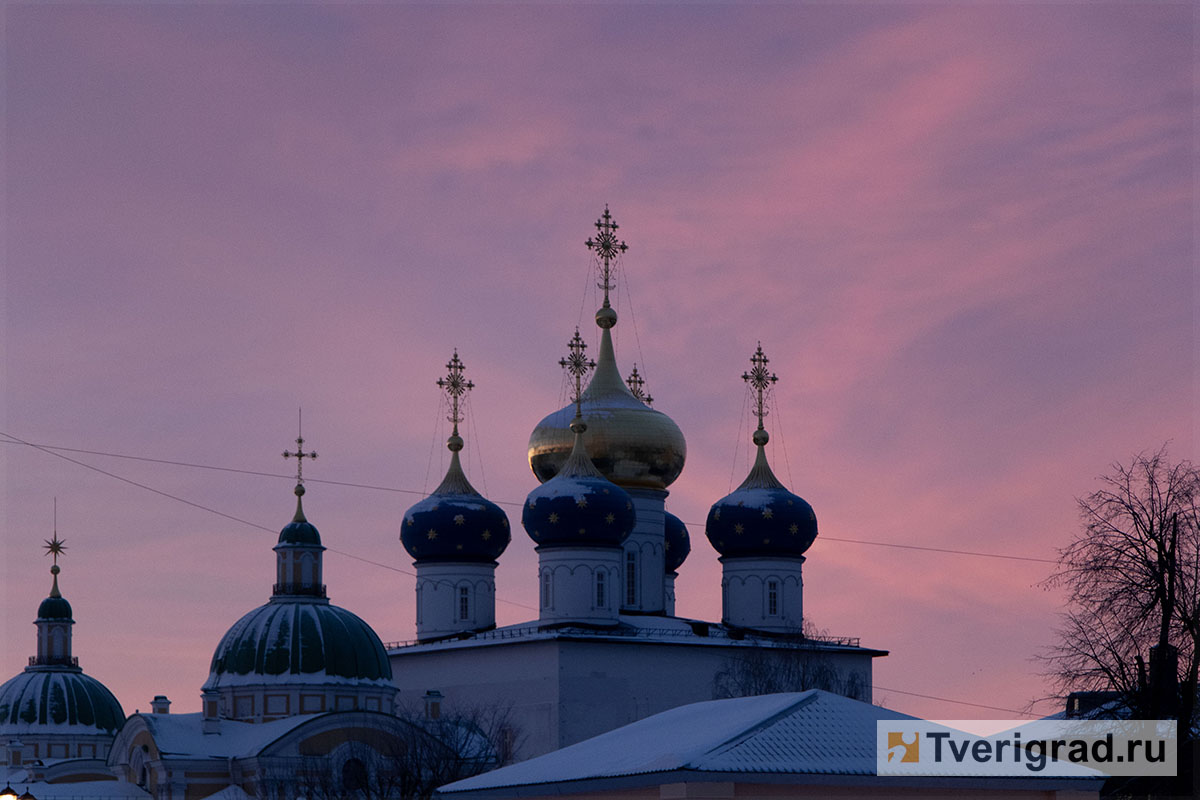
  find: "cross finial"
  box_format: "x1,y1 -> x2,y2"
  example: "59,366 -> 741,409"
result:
282,409 -> 318,485
626,364 -> 653,407
742,342 -> 777,436
559,327 -> 596,421
585,205 -> 628,311
437,349 -> 474,440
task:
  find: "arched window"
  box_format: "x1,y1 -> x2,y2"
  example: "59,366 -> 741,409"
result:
541,571 -> 552,609
596,571 -> 607,608
300,552 -> 315,585
458,586 -> 471,621
767,580 -> 779,616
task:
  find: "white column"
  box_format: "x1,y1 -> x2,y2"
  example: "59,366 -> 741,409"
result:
537,546 -> 622,626
623,488 -> 667,613
415,562 -> 497,641
720,556 -> 805,632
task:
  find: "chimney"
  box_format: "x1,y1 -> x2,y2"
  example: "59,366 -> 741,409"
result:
150,695 -> 171,715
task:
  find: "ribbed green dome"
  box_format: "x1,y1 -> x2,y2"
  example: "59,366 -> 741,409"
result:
204,600 -> 392,688
0,669 -> 124,734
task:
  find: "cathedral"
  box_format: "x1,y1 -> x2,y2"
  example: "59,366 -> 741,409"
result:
388,207 -> 884,758
0,208 -> 884,798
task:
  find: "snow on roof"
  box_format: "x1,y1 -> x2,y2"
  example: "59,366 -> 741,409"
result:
388,614 -> 880,655
140,713 -> 313,759
440,690 -> 916,793
0,774 -> 149,800
203,786 -> 253,800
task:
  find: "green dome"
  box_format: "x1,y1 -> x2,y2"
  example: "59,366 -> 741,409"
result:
203,600 -> 393,689
37,595 -> 73,620
0,669 -> 124,735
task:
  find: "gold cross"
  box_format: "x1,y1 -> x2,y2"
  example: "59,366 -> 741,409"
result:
585,205 -> 628,309
742,342 -> 778,431
282,410 -> 318,483
437,350 -> 474,437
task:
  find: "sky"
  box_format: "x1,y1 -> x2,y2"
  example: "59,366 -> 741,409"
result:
1,3 -> 1193,724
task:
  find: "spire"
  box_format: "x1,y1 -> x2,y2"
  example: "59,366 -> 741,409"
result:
738,343 -> 785,490
433,350 -> 479,495
43,506 -> 67,598
282,410 -> 318,522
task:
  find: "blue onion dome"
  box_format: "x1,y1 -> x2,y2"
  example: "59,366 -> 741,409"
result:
402,441 -> 511,563
663,511 -> 691,573
203,601 -> 392,688
278,484 -> 321,545
0,670 -> 124,735
37,565 -> 73,620
705,433 -> 818,559
523,421 -> 636,548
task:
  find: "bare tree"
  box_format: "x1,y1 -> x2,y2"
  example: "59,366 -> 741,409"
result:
712,621 -> 868,701
1043,445 -> 1200,735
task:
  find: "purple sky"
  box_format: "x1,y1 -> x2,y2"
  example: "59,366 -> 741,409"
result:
2,4 -> 1193,722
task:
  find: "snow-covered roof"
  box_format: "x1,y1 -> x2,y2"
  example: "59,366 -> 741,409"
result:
440,690 -> 915,793
137,713 -> 313,759
0,770 -> 148,800
388,614 -> 884,655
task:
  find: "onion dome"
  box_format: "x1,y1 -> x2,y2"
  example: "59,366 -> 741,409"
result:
37,565 -> 72,620
0,671 -> 124,734
402,351 -> 510,563
528,208 -> 686,490
705,344 -> 818,559
204,601 -> 392,686
523,424 -> 636,547
524,328 -> 636,547
663,511 -> 691,573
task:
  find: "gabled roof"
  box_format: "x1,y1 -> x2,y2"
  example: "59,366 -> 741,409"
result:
440,690 -> 914,793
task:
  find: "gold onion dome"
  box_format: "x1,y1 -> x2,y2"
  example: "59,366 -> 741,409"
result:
528,207 -> 686,490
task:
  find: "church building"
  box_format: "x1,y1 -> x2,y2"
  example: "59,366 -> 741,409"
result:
390,208 -> 886,759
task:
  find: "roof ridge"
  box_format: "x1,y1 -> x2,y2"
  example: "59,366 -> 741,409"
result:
693,691 -> 820,764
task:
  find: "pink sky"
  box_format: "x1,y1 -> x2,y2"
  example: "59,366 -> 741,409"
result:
1,4 -> 1193,723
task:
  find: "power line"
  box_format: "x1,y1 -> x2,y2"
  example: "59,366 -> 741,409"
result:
872,684 -> 1051,718
0,432 -> 537,611
0,434 -> 1059,565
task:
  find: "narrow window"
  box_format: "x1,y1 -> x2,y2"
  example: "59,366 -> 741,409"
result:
541,571 -> 552,608
767,580 -> 779,616
596,571 -> 606,608
459,586 -> 470,621
625,550 -> 638,606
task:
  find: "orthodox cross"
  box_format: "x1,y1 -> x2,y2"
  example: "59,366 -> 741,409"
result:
283,411 -> 318,484
626,364 -> 653,406
437,349 -> 474,438
742,342 -> 777,432
585,205 -> 628,309
560,327 -> 595,418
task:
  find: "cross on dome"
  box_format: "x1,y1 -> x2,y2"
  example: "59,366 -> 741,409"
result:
585,205 -> 627,311
282,410 -> 318,485
626,364 -> 653,406
742,343 -> 778,440
559,327 -> 596,418
437,349 -> 474,440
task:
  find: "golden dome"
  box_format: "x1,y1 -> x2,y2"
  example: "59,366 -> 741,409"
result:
528,324 -> 686,490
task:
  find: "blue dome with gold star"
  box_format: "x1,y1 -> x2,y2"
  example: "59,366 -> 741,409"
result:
523,425 -> 635,548
705,441 -> 817,559
664,511 -> 690,572
402,443 -> 510,563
